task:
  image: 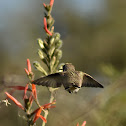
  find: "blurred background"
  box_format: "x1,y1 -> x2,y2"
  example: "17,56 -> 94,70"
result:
0,0 -> 126,126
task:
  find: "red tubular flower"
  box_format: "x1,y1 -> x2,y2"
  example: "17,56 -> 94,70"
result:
23,84 -> 34,106
29,93 -> 34,105
5,92 -> 24,110
24,59 -> 32,76
76,121 -> 86,126
32,84 -> 37,99
31,101 -> 56,122
44,17 -> 52,36
7,86 -> 31,91
50,0 -> 54,7
33,107 -> 47,123
27,59 -> 31,73
24,68 -> 29,75
43,3 -> 46,8
81,121 -> 86,126
7,85 -> 31,100
5,90 -> 15,100
23,84 -> 29,99
43,100 -> 56,109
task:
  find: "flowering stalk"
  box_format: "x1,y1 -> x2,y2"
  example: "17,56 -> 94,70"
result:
5,89 -> 55,125
3,58 -> 56,126
33,0 -> 63,125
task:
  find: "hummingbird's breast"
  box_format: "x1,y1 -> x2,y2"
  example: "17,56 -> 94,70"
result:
74,71 -> 83,87
64,71 -> 83,87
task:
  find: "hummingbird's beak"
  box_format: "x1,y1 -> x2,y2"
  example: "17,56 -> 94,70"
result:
59,68 -> 63,71
59,68 -> 63,70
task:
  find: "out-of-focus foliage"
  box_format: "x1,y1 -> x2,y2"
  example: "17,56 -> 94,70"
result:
100,63 -> 121,81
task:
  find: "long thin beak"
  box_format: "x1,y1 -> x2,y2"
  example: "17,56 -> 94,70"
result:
59,68 -> 63,70
59,68 -> 63,71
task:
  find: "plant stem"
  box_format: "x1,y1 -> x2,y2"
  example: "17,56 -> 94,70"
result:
42,91 -> 54,126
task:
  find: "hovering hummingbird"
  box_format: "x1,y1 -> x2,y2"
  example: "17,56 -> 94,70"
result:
32,63 -> 104,93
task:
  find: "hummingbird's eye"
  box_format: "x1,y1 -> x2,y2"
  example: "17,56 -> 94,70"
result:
63,65 -> 66,71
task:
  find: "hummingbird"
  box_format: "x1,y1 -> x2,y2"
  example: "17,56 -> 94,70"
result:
32,63 -> 104,93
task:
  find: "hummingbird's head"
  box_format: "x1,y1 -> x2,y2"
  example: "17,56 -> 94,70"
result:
63,63 -> 75,72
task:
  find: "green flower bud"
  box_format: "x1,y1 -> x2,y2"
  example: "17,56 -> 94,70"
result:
50,37 -> 55,45
50,19 -> 55,27
33,61 -> 47,75
37,38 -> 44,49
55,40 -> 62,49
50,56 -> 56,68
53,60 -> 59,72
54,33 -> 60,40
47,18 -> 52,25
55,49 -> 62,59
48,46 -> 55,56
38,49 -> 44,59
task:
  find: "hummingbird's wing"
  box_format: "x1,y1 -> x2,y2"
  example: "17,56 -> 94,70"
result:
82,73 -> 104,88
32,73 -> 64,88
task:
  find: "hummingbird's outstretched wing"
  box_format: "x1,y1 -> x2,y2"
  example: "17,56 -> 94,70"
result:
82,73 -> 104,88
32,73 -> 64,88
